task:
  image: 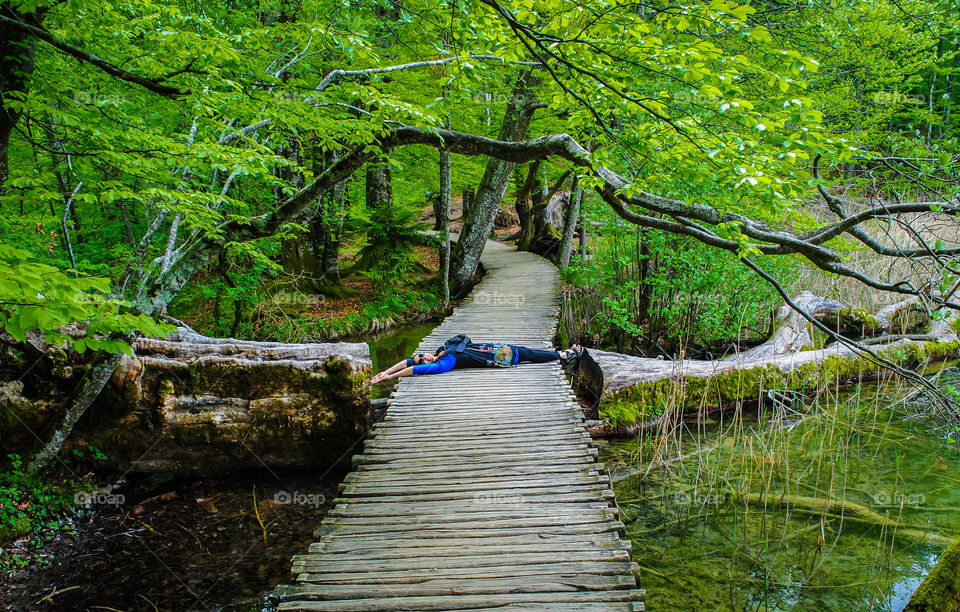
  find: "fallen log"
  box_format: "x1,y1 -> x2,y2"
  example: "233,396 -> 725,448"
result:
576,293 -> 960,434
49,328 -> 371,475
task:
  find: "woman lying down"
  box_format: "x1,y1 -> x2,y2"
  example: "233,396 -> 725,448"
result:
370,334 -> 583,384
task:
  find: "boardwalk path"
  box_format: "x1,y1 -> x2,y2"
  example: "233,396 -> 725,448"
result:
274,241 -> 645,611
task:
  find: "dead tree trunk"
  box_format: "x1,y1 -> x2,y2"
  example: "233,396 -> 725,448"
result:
26,329 -> 372,475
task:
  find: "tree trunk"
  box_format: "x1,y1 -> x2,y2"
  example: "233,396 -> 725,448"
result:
0,3 -> 39,193
905,537 -> 960,611
526,169 -> 572,258
26,329 -> 371,475
462,188 -> 473,220
449,70 -> 541,297
366,162 -> 392,224
322,179 -> 348,282
439,115 -> 452,308
515,162 -> 540,251
557,177 -> 581,269
27,351 -> 126,473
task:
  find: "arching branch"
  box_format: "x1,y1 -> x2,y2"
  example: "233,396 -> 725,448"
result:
0,14 -> 185,98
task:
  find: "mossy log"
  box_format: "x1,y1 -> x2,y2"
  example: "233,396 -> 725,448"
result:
905,537 -> 960,612
577,293 -> 959,434
65,328 -> 372,475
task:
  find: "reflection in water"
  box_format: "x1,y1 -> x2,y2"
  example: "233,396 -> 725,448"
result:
607,376 -> 960,611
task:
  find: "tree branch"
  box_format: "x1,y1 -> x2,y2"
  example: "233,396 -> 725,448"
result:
0,14 -> 184,98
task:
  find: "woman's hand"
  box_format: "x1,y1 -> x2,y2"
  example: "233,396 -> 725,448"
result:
371,371 -> 391,384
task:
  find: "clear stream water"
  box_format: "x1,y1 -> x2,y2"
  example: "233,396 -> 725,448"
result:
604,377 -> 960,611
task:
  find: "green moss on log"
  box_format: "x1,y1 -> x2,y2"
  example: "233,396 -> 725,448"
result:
904,538 -> 960,612
599,340 -> 960,427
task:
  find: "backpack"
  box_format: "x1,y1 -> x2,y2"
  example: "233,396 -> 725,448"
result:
439,334 -> 514,368
439,334 -> 472,355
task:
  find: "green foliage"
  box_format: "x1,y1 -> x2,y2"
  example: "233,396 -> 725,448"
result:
0,245 -> 174,353
0,454 -> 77,570
563,201 -> 799,352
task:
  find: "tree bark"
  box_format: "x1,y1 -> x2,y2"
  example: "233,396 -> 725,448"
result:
449,70 -> 541,297
321,179 -> 348,282
462,188 -> 473,219
905,537 -> 960,611
0,3 -> 40,193
27,351 -> 126,473
27,329 -> 371,475
439,114 -> 452,308
526,169 -> 571,258
515,162 -> 540,251
366,162 -> 393,225
557,176 -> 581,269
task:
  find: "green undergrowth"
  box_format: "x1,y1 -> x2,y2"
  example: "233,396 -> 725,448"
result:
269,285 -> 445,342
0,454 -> 85,572
600,340 -> 960,427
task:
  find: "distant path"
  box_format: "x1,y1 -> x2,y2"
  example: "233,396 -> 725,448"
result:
274,241 -> 646,611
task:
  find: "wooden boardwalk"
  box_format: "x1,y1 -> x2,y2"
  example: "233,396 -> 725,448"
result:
274,241 -> 645,611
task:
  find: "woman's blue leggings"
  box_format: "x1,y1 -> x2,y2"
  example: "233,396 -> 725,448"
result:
511,346 -> 561,363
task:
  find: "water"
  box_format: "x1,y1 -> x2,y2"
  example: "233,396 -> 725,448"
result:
362,322 -> 435,398
606,380 -> 960,611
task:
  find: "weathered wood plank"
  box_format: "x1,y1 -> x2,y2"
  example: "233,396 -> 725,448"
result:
276,590 -> 646,611
294,561 -> 638,583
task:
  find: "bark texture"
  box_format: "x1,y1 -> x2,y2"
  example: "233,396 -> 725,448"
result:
0,3 -> 40,191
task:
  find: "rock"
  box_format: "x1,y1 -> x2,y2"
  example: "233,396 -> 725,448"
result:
495,207 -> 519,228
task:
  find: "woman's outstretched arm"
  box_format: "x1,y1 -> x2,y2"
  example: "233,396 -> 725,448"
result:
371,359 -> 414,384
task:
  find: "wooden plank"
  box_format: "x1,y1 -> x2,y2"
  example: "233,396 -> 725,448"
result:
313,520 -> 626,540
343,464 -> 598,483
290,549 -> 631,572
282,575 -> 638,598
294,561 -> 638,582
277,591 -> 646,611
306,541 -> 631,558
